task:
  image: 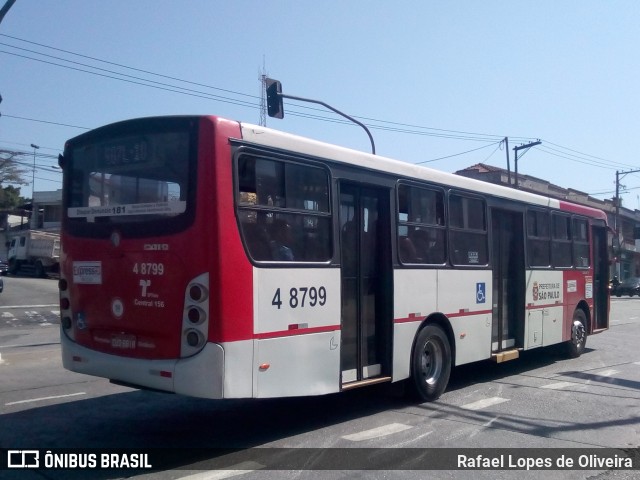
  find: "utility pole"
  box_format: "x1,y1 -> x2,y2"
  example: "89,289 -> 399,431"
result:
258,58 -> 267,127
30,143 -> 39,198
503,137 -> 511,185
513,140 -> 541,189
614,168 -> 640,278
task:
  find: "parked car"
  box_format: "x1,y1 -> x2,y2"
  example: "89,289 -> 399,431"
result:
0,276 -> 3,293
0,260 -> 7,276
615,277 -> 640,297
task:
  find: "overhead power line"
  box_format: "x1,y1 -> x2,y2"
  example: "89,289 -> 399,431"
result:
0,34 -> 526,144
1,33 -> 633,175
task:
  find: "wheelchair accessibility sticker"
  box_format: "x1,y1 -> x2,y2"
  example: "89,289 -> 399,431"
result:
476,282 -> 486,304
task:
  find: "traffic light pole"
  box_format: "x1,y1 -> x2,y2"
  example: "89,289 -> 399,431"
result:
265,78 -> 376,155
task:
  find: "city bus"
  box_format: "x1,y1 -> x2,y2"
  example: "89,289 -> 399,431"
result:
58,115 -> 610,401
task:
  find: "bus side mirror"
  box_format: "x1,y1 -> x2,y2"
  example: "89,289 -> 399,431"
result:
58,154 -> 65,170
266,78 -> 284,119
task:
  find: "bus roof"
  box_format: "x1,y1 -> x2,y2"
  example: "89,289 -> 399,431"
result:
239,120 -> 607,222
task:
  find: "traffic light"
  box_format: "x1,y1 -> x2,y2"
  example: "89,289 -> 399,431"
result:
266,78 -> 284,119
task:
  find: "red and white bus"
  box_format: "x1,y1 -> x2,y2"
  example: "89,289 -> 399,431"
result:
59,115 -> 609,401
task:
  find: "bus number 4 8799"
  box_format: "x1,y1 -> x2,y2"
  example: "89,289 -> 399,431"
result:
271,287 -> 327,309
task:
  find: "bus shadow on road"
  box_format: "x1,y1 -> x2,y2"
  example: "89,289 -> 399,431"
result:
445,344 -> 592,393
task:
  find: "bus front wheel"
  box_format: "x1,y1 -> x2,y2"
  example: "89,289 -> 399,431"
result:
566,309 -> 587,358
411,324 -> 451,402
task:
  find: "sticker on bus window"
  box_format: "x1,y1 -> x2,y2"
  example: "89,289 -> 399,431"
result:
67,201 -> 186,218
73,261 -> 102,284
585,276 -> 593,299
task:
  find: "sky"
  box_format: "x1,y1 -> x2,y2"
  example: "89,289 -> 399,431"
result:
1,0 -> 640,207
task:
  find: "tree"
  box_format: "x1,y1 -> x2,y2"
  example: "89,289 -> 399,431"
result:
0,185 -> 24,209
0,149 -> 30,208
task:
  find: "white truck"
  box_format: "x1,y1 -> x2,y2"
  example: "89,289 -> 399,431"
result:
8,230 -> 61,277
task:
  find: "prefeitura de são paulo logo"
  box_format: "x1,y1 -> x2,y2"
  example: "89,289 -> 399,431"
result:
533,281 -> 539,301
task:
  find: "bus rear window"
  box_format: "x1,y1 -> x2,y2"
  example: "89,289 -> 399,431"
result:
67,131 -> 190,223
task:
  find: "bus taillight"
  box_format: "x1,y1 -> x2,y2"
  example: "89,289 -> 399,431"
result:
181,273 -> 210,358
59,274 -> 74,340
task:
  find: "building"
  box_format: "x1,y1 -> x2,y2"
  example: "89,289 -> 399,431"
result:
456,163 -> 640,280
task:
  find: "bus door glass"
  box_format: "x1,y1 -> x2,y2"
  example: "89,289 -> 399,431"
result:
592,225 -> 609,330
491,209 -> 525,351
339,183 -> 392,385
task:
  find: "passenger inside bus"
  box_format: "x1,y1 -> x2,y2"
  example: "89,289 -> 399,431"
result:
269,219 -> 295,261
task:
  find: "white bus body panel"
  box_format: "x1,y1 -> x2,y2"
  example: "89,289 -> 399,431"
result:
60,329 -> 226,398
253,267 -> 340,334
525,270 -> 565,348
437,269 -> 493,366
222,340 -> 254,398
393,269 -> 493,380
252,267 -> 341,397
392,269 -> 437,381
254,332 -> 341,398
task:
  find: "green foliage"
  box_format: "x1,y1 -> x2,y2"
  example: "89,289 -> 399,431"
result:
0,150 -> 30,208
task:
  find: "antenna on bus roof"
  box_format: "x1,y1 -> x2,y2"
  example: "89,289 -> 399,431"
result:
265,77 -> 376,155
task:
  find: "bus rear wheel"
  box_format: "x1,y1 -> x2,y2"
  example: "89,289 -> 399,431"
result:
411,324 -> 451,402
566,309 -> 587,358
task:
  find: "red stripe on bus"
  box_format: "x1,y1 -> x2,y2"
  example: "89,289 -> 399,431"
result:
394,309 -> 492,323
254,325 -> 340,340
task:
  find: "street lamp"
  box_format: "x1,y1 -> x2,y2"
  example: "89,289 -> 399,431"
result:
30,143 -> 39,199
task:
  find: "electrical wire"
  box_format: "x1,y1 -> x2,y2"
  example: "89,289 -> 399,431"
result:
1,33 -> 635,176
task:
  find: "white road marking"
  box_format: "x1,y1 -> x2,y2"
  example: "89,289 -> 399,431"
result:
461,397 -> 509,411
342,423 -> 413,441
541,381 -> 575,390
0,304 -> 59,309
5,392 -> 86,406
594,369 -> 619,377
177,462 -> 265,480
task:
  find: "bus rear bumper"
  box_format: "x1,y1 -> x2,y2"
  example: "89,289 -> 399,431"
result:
60,330 -> 224,399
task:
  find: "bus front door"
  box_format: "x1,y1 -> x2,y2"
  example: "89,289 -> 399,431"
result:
491,209 -> 525,352
339,183 -> 392,387
592,225 -> 609,331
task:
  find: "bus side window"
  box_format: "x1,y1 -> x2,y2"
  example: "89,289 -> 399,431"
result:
573,217 -> 590,268
449,194 -> 487,266
236,155 -> 332,263
551,213 -> 572,268
397,184 -> 446,265
527,209 -> 551,267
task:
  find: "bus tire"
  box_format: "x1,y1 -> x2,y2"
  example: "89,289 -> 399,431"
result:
411,324 -> 451,402
566,309 -> 587,358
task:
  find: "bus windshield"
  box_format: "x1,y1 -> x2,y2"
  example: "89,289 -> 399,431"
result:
63,118 -> 197,236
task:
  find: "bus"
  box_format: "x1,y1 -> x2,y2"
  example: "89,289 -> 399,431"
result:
58,115 -> 610,401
